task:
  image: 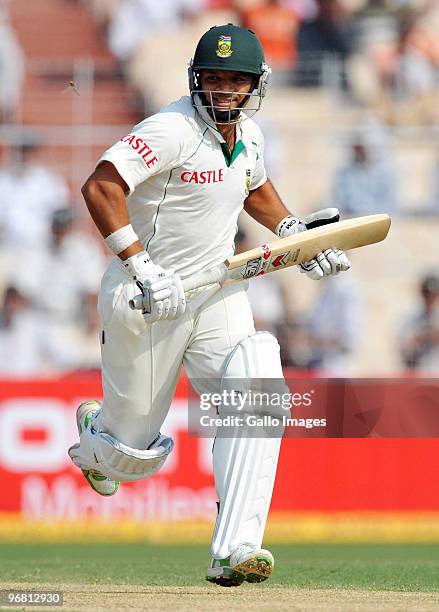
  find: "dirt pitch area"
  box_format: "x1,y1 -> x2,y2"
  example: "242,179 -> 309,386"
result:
2,583 -> 439,612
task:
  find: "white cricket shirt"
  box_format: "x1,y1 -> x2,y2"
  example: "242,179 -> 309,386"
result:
99,96 -> 267,277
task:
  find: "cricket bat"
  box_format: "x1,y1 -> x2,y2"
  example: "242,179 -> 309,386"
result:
129,213 -> 391,311
180,213 -> 391,293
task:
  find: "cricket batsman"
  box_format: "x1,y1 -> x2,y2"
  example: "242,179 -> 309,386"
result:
69,24 -> 350,586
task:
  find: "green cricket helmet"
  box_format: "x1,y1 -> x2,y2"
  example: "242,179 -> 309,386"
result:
188,24 -> 271,124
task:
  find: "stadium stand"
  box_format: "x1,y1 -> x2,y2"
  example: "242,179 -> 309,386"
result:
0,0 -> 437,375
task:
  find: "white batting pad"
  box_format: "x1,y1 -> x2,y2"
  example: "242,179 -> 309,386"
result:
222,331 -> 285,380
211,331 -> 285,559
211,435 -> 281,559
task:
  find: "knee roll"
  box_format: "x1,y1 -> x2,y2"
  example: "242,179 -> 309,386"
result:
220,331 -> 290,419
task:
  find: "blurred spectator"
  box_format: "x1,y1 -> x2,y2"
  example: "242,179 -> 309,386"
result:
286,0 -> 319,20
72,292 -> 102,370
253,113 -> 283,179
36,291 -> 102,373
240,0 -> 301,83
206,0 -> 233,7
107,0 -> 203,62
0,1 -> 24,123
14,208 -> 107,325
364,0 -> 386,10
0,139 -> 69,249
306,274 -> 361,374
278,317 -> 314,368
235,228 -> 288,334
377,9 -> 439,101
297,0 -> 356,87
331,126 -> 399,215
279,274 -> 361,373
82,0 -> 122,26
432,152 -> 439,213
399,274 -> 439,373
0,286 -> 47,377
0,209 -> 106,375
0,284 -> 102,377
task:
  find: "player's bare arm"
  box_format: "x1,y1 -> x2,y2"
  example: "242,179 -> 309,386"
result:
244,180 -> 351,279
244,179 -> 290,233
82,162 -> 185,323
82,161 -> 143,261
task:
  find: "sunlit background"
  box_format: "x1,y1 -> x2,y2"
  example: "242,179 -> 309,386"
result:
0,0 -> 438,546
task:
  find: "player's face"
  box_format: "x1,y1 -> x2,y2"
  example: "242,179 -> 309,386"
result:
199,70 -> 254,112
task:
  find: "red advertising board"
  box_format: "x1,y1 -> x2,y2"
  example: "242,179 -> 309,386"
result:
1,373 -> 439,520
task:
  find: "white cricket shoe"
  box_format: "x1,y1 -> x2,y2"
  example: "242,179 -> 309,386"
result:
68,400 -> 120,497
206,544 -> 274,587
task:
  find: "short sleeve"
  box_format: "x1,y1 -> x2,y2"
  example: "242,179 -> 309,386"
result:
98,114 -> 185,194
249,129 -> 267,191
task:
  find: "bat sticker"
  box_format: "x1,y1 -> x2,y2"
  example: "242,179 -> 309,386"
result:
271,253 -> 289,267
244,257 -> 263,278
289,249 -> 300,263
261,243 -> 271,260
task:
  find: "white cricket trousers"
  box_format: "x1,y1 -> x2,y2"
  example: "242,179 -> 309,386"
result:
97,257 -> 255,449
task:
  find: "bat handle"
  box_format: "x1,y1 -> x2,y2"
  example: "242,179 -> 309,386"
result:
129,264 -> 229,311
181,263 -> 228,293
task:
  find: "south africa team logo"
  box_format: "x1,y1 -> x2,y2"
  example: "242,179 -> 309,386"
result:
245,169 -> 251,195
216,35 -> 233,58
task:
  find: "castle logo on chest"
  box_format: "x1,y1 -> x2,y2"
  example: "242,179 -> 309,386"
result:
181,169 -> 224,184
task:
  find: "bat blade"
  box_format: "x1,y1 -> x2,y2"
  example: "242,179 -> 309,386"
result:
225,213 -> 391,280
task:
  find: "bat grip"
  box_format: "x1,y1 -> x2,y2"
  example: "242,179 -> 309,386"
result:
129,264 -> 228,310
181,264 -> 228,293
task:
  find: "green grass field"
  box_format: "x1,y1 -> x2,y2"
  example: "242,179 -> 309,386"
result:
1,543 -> 439,610
1,542 -> 439,590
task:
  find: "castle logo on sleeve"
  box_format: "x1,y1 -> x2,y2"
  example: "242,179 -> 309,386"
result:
216,35 -> 233,58
121,134 -> 158,168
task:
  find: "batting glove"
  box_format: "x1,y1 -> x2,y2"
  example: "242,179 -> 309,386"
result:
276,208 -> 351,281
124,252 -> 185,323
